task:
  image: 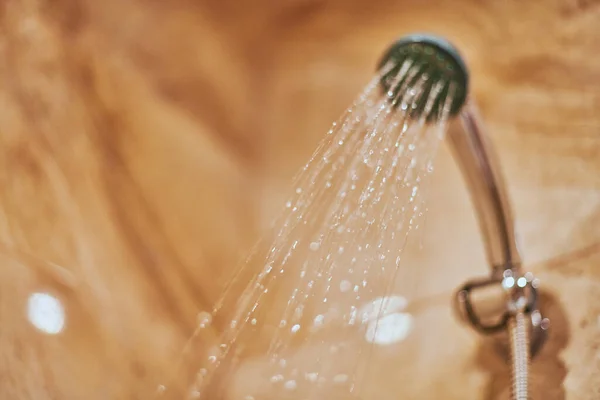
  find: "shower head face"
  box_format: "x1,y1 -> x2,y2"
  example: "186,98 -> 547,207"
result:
378,33 -> 469,122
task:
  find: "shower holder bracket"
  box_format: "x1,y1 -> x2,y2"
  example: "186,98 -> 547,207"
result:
455,269 -> 550,358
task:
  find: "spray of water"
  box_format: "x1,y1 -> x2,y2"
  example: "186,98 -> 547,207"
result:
160,60 -> 457,400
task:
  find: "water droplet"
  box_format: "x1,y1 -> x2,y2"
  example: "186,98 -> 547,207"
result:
285,201 -> 292,208
313,314 -> 325,327
291,324 -> 301,333
348,307 -> 358,325
196,371 -> 205,385
296,188 -> 302,194
208,356 -> 217,363
339,280 -> 352,292
197,312 -> 212,329
427,161 -> 434,172
279,320 -> 287,328
338,246 -> 345,254
309,242 -> 321,251
305,372 -> 319,382
250,318 -> 257,325
270,374 -> 284,384
284,380 -> 298,391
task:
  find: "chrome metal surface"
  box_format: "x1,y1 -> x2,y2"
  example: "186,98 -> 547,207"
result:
449,103 -> 549,363
448,103 -> 520,271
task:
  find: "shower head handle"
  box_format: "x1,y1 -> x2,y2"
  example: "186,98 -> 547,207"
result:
448,106 -> 522,270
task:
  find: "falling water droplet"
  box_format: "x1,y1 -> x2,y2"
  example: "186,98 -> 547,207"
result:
197,312 -> 212,329
314,314 -> 325,327
306,372 -> 319,382
339,280 -> 352,293
333,374 -> 349,384
284,380 -> 298,391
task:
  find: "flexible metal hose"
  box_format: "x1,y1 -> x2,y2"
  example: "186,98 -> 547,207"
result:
508,311 -> 530,400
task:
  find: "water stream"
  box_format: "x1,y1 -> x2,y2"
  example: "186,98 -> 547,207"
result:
163,61 -> 458,400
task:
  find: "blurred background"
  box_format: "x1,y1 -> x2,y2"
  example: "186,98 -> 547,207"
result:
1,0 -> 600,398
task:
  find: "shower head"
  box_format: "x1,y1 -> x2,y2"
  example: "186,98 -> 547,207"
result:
377,33 -> 469,121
